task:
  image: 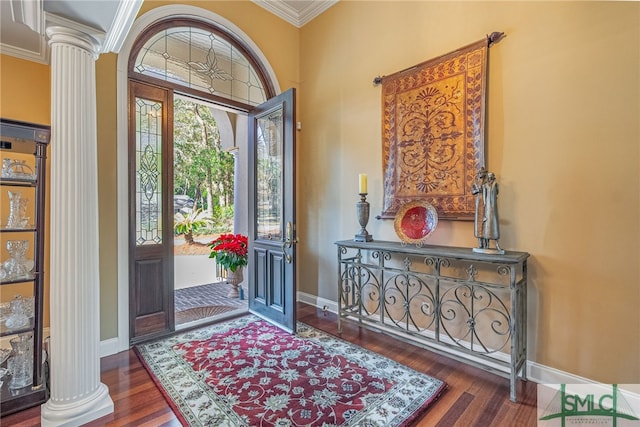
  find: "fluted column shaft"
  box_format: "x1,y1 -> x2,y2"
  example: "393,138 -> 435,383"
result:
41,24 -> 113,427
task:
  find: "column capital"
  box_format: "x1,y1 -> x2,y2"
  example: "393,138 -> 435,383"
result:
45,12 -> 105,58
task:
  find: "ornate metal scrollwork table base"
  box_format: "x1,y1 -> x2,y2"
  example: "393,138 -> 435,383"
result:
335,239 -> 529,402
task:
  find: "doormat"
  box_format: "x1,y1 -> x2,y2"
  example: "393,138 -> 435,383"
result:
135,315 -> 446,426
175,305 -> 240,325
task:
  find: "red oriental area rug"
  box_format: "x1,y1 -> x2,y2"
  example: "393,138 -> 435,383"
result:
135,315 -> 446,426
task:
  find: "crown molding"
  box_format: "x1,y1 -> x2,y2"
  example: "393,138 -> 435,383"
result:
1,0 -> 141,64
9,0 -> 44,34
252,0 -> 338,28
0,36 -> 48,64
101,0 -> 143,54
0,0 -> 48,63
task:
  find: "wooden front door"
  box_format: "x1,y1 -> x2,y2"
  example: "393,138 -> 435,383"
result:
248,88 -> 297,332
128,81 -> 175,344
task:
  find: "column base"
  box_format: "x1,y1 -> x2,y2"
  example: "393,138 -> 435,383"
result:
41,383 -> 113,427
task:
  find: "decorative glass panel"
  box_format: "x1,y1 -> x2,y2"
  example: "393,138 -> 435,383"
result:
256,108 -> 283,240
136,97 -> 163,245
134,26 -> 267,106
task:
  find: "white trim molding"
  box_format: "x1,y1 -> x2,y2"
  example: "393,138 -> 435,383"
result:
251,0 -> 338,28
9,0 -> 44,34
296,294 -> 627,396
115,4 -> 282,354
527,361 -> 595,386
0,39 -> 49,64
101,0 -> 143,54
101,292 -> 637,406
99,337 -> 121,358
297,291 -> 338,314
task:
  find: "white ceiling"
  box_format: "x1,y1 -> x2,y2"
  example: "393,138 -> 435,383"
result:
0,0 -> 338,65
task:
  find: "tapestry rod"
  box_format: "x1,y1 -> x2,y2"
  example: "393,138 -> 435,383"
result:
372,31 -> 506,86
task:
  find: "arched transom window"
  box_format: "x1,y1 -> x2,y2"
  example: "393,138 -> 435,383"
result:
130,20 -> 274,108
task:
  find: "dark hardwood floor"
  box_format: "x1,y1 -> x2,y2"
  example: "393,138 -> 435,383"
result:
3,303 -> 537,426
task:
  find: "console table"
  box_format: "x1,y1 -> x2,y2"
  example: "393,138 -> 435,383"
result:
335,240 -> 529,402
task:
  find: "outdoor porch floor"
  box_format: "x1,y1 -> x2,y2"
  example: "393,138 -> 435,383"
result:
174,281 -> 248,325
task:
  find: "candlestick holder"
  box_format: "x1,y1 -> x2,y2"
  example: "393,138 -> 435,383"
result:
354,193 -> 373,242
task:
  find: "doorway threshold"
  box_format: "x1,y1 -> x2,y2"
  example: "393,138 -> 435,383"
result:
175,307 -> 249,332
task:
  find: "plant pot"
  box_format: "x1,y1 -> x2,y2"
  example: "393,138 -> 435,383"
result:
225,268 -> 244,298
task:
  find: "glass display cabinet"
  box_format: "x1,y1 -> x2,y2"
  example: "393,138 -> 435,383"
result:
0,118 -> 50,416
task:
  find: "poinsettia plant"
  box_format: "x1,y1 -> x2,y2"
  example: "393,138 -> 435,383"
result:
208,233 -> 248,272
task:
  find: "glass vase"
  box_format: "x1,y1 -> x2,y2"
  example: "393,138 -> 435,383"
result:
5,295 -> 30,329
7,190 -> 29,229
9,333 -> 33,389
4,240 -> 29,280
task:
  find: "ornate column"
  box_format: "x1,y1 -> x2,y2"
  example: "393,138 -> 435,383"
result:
41,17 -> 113,426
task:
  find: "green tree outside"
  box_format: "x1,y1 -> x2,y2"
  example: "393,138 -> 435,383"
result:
173,98 -> 235,237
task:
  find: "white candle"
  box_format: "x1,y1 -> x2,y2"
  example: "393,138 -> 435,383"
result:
359,173 -> 367,194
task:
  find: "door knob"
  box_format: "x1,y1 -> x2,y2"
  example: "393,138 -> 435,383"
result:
281,221 -> 298,263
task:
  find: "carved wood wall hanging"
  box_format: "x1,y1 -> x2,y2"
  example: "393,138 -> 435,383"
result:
376,32 -> 505,220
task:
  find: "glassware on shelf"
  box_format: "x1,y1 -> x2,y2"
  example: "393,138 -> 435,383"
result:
1,159 -> 35,180
1,158 -> 14,178
0,367 -> 7,389
21,296 -> 35,318
0,348 -> 10,365
3,240 -> 30,280
7,191 -> 30,229
5,295 -> 30,329
0,301 -> 10,323
1,119 -> 50,412
0,348 -> 9,387
8,333 -> 33,389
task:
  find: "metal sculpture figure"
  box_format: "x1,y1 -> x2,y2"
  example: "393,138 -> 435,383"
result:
472,169 -> 504,254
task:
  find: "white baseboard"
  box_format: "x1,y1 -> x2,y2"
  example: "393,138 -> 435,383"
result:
99,337 -> 121,358
527,360 -> 596,385
297,291 -> 338,314
295,292 -> 616,390
97,292 -> 625,395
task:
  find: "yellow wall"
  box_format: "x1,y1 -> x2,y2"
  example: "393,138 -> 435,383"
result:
96,53 -> 119,339
298,1 -> 640,383
0,55 -> 50,124
0,54 -> 51,329
2,0 -> 638,386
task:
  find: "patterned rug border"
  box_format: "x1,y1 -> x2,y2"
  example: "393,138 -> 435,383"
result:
134,346 -> 192,426
134,315 -> 447,426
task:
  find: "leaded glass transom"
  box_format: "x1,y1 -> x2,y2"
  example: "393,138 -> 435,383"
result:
136,97 -> 163,245
134,26 -> 267,106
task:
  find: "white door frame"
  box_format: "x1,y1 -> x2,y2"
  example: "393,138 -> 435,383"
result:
113,4 -> 281,354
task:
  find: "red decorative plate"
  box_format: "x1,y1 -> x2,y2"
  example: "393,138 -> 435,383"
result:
394,201 -> 439,244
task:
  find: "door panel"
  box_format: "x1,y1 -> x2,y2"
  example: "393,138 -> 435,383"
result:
269,251 -> 284,309
129,81 -> 175,344
253,247 -> 268,302
248,88 -> 296,332
135,258 -> 163,315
